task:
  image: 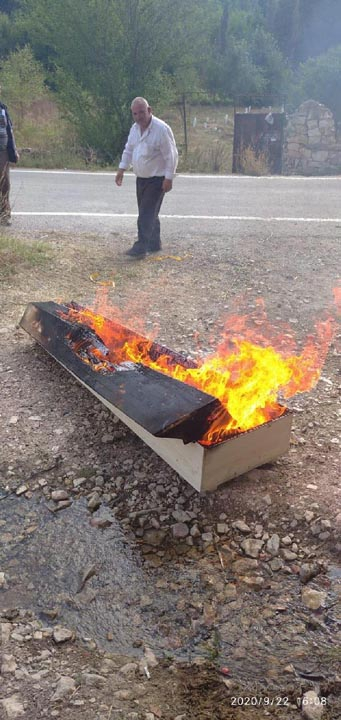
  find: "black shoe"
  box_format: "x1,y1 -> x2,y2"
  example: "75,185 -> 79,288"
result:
125,244 -> 146,258
147,245 -> 162,253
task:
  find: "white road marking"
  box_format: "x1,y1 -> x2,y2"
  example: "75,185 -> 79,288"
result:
12,211 -> 341,223
12,169 -> 341,180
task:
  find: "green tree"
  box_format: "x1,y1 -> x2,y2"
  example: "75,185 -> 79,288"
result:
19,0 -> 218,161
292,45 -> 341,119
204,1 -> 289,104
0,45 -> 47,128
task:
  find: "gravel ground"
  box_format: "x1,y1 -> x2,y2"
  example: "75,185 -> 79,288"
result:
0,222 -> 340,720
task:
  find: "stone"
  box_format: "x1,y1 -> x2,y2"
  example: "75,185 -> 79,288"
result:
81,672 -> 106,687
119,662 -> 138,678
232,520 -> 250,533
15,485 -> 28,496
281,548 -> 298,561
216,523 -> 229,534
240,575 -> 264,591
51,676 -> 76,701
301,690 -> 324,720
241,538 -> 264,558
172,522 -> 189,539
232,558 -> 259,573
87,492 -> 101,511
1,654 -> 17,674
299,563 -> 320,584
52,626 -> 74,643
266,534 -> 280,556
51,489 -> 69,501
269,557 -> 283,572
1,694 -> 25,718
301,587 -> 327,610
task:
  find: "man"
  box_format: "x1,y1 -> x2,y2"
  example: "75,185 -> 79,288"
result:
0,91 -> 19,226
115,97 -> 178,257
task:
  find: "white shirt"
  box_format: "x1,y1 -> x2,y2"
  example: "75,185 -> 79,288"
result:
119,116 -> 178,180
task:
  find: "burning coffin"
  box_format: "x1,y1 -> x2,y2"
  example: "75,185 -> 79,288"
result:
19,301 -> 292,492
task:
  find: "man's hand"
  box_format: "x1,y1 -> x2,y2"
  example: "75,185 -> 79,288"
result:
115,169 -> 124,186
162,178 -> 173,193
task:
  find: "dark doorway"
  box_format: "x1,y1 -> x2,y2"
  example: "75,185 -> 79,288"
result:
232,111 -> 285,174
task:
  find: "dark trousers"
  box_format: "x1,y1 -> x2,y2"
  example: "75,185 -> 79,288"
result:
0,150 -> 10,219
136,176 -> 165,250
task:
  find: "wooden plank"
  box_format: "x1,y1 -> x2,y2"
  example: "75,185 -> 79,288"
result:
19,301 -> 224,442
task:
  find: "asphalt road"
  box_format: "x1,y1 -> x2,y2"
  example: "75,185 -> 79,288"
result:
9,169 -> 341,235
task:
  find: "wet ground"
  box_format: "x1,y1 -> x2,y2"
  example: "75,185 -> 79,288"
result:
1,491 -> 340,694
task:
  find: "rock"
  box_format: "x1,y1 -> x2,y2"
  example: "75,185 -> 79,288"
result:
81,672 -> 106,687
269,557 -> 283,571
119,662 -> 138,678
15,485 -> 28,496
90,517 -> 113,529
232,558 -> 259,573
301,587 -> 327,610
1,694 -> 25,718
55,499 -> 72,511
143,529 -> 167,546
240,575 -> 264,590
172,509 -> 192,523
51,489 -> 69,501
216,523 -> 229,534
232,520 -> 251,533
299,563 -> 320,584
172,522 -> 189,539
304,510 -> 315,523
1,654 -> 17,674
281,548 -> 298,561
266,534 -> 280,556
73,477 -> 87,488
87,492 -> 101,511
301,690 -> 324,719
51,676 -> 76,701
241,538 -> 264,558
52,626 -> 75,643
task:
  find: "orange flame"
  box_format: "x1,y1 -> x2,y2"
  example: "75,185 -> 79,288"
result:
61,287 -> 340,445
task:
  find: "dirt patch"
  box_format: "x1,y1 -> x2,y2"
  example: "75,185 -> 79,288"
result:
0,224 -> 340,719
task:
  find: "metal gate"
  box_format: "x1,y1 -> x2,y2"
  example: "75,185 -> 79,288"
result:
232,111 -> 285,174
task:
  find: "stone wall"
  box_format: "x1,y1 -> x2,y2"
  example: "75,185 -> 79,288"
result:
282,99 -> 341,175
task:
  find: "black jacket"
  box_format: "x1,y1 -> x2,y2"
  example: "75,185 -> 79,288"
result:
0,101 -> 18,163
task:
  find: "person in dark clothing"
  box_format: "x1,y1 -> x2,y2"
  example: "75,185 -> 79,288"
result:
0,93 -> 19,226
115,97 -> 178,257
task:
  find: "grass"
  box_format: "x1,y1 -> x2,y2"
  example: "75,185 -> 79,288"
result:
0,235 -> 51,279
15,100 -> 236,173
164,103 -> 235,173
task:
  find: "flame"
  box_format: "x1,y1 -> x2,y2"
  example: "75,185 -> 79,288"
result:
60,287 -> 340,446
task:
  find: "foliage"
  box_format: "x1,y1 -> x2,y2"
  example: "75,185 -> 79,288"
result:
292,45 -> 341,120
17,0 -> 217,161
0,45 -> 47,128
0,0 -> 340,162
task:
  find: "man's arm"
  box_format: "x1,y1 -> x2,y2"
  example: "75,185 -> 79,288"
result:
116,126 -> 135,186
160,126 -> 178,192
115,168 -> 124,186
